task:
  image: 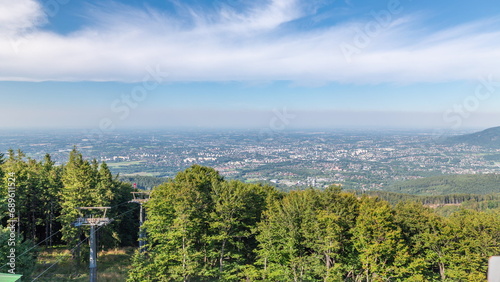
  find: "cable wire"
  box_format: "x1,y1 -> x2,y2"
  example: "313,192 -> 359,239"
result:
30,205 -> 140,281
1,197 -> 139,267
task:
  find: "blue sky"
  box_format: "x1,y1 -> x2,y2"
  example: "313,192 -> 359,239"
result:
1,0 -> 500,130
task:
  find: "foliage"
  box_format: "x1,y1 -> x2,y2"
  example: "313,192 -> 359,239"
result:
354,190 -> 500,210
129,165 -> 275,281
129,166 -> 500,281
1,154 -> 498,281
1,151 -> 63,245
0,227 -> 37,281
118,175 -> 168,190
0,148 -> 139,280
386,173 -> 500,195
59,148 -> 135,254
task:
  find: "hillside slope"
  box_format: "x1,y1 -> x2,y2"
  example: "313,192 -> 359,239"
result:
386,173 -> 500,195
447,126 -> 500,148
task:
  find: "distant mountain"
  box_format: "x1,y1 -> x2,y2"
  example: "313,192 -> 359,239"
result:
447,126 -> 500,148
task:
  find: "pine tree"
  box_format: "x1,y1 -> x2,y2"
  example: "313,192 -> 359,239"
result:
60,149 -> 129,253
60,148 -> 96,246
1,151 -> 63,244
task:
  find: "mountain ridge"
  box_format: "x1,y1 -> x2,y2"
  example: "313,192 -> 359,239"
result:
447,126 -> 500,148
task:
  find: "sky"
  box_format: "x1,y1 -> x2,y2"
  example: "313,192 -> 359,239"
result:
1,0 -> 500,131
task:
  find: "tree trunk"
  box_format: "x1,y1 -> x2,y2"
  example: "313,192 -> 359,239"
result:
325,253 -> 334,282
219,239 -> 227,274
32,211 -> 36,241
439,262 -> 445,280
182,236 -> 187,282
49,202 -> 53,246
17,210 -> 21,238
365,264 -> 369,282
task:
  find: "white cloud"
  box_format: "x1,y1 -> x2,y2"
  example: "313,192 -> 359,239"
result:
0,0 -> 46,36
1,0 -> 500,83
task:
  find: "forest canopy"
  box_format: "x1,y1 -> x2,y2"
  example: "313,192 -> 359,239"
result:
0,150 -> 498,281
129,165 -> 500,281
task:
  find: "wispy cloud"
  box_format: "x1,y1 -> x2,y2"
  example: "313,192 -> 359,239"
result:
1,0 -> 500,83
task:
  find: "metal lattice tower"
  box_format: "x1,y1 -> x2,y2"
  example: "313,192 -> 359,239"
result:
73,207 -> 113,282
130,191 -> 150,253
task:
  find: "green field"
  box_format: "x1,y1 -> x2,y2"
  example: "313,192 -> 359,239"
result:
121,172 -> 162,177
106,161 -> 146,168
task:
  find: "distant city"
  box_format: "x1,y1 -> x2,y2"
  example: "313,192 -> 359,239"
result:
1,128 -> 499,191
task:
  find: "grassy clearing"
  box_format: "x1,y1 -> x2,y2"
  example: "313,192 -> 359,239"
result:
31,247 -> 134,281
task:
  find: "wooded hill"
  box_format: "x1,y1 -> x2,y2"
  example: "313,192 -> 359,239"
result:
354,190 -> 500,206
1,150 -> 499,281
385,173 -> 500,195
447,126 -> 500,148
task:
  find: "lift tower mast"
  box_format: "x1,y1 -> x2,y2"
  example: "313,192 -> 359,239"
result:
130,191 -> 151,253
73,207 -> 113,282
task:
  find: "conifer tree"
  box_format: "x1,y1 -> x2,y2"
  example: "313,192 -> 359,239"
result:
60,148 -> 96,246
